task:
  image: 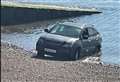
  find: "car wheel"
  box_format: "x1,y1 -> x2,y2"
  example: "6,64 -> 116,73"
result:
37,50 -> 44,58
72,49 -> 80,60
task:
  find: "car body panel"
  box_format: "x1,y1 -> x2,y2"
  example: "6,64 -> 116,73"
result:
36,22 -> 102,59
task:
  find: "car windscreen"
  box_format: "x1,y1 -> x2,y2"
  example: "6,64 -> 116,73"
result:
49,24 -> 81,38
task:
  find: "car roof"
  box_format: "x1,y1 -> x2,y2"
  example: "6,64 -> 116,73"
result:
59,22 -> 94,29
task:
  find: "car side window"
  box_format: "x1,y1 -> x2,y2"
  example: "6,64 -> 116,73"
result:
88,28 -> 98,36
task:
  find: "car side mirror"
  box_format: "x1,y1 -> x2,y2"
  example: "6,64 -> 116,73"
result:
82,34 -> 89,39
44,29 -> 49,33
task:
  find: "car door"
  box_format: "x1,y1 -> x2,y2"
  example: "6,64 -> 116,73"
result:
87,27 -> 99,51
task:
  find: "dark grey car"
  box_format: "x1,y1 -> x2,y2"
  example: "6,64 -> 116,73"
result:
36,22 -> 102,60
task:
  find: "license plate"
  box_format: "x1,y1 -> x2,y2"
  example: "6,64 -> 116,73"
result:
44,48 -> 56,53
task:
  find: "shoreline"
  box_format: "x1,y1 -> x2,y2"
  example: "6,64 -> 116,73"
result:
1,41 -> 120,66
1,42 -> 120,82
